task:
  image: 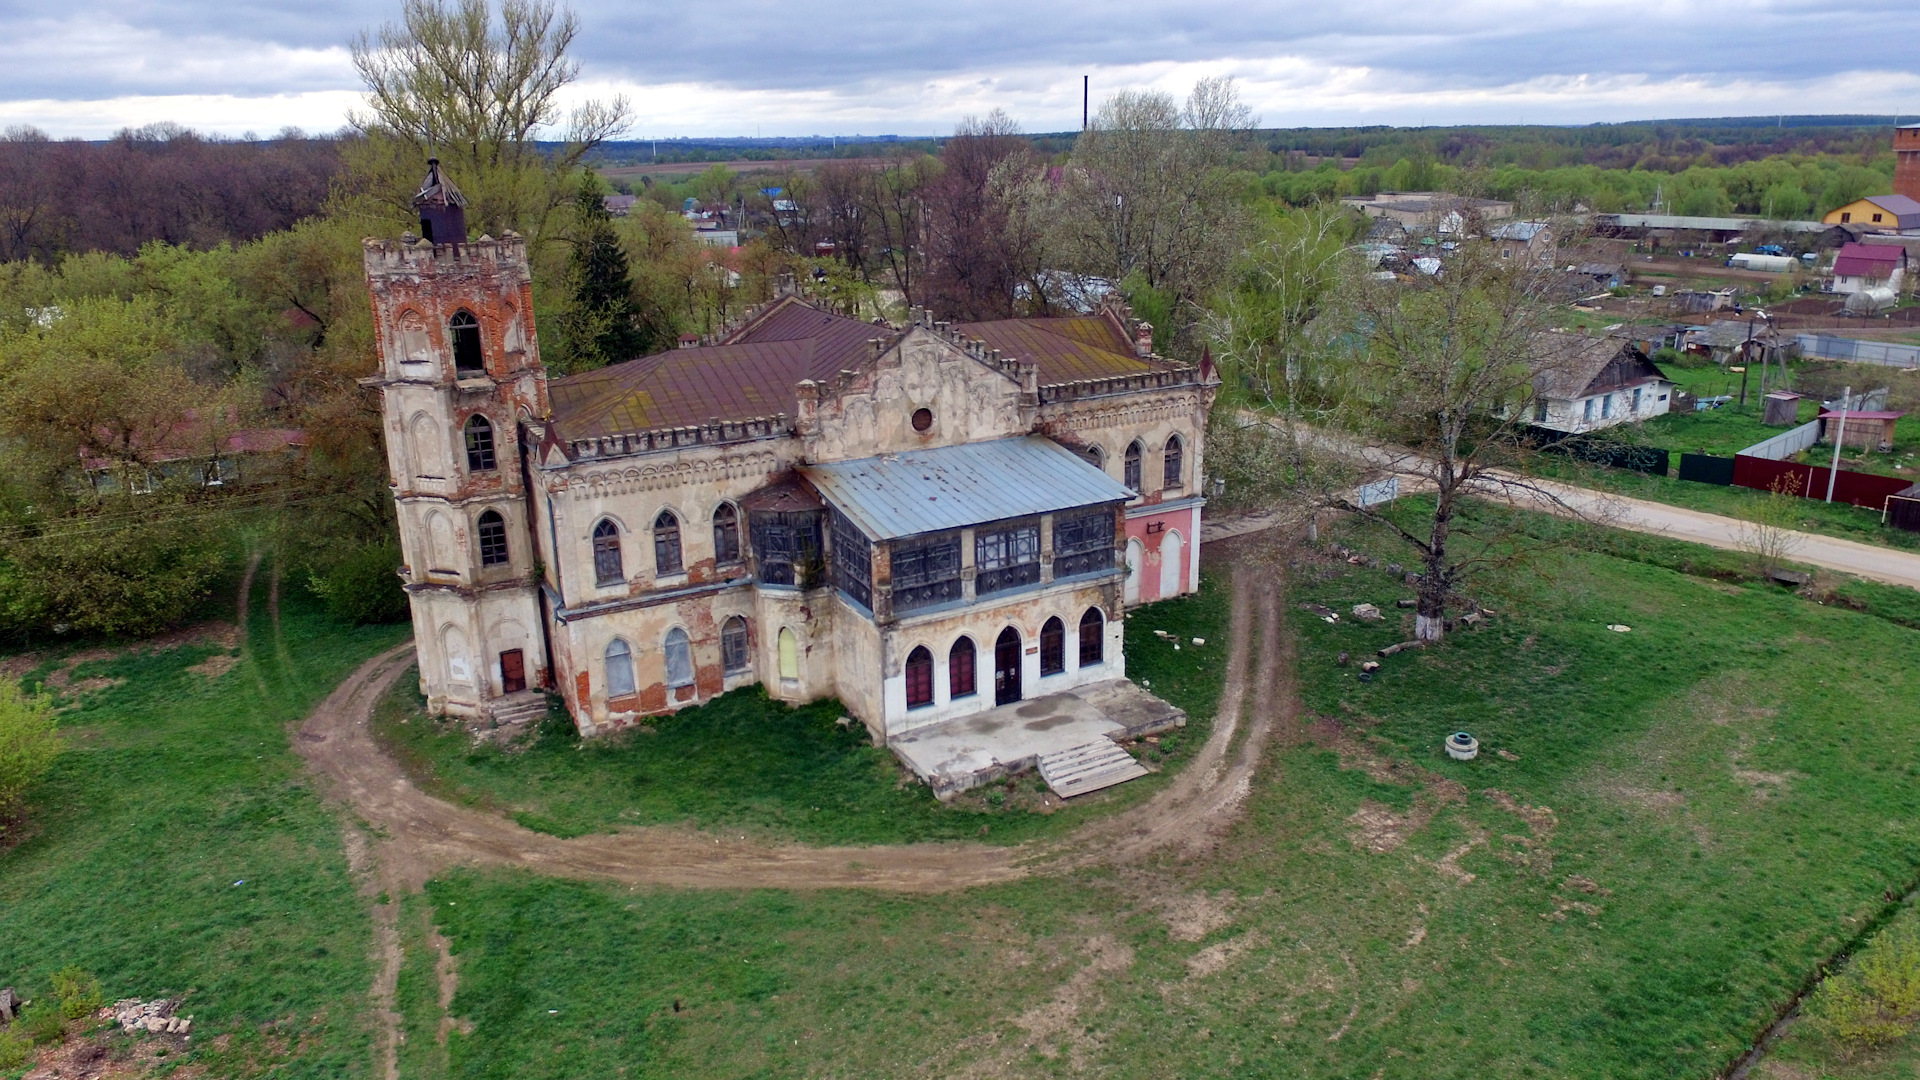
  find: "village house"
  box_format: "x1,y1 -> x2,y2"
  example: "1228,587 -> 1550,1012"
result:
1529,334 -> 1674,434
363,162 -> 1216,753
1829,241 -> 1908,294
1822,194 -> 1920,234
1489,221 -> 1554,266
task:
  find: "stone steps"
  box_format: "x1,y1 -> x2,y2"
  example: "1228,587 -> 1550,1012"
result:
1037,738 -> 1148,799
485,692 -> 549,728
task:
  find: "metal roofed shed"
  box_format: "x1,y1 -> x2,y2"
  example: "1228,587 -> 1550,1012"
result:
802,436 -> 1135,540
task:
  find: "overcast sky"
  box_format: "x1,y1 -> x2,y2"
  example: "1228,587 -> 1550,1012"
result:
0,0 -> 1915,139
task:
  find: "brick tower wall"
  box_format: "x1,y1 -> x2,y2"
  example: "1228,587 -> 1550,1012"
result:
1896,126 -> 1920,203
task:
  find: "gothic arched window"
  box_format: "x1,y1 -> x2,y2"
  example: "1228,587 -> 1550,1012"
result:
712,503 -> 741,564
1163,434 -> 1184,489
905,646 -> 934,709
592,519 -> 623,586
476,510 -> 509,566
450,310 -> 483,374
1040,617 -> 1066,676
605,639 -> 635,698
1124,441 -> 1143,493
464,415 -> 496,471
1079,607 -> 1105,667
653,510 -> 683,575
721,616 -> 750,674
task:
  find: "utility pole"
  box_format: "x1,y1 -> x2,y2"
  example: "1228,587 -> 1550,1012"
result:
1083,75 -> 1089,132
1826,385 -> 1851,503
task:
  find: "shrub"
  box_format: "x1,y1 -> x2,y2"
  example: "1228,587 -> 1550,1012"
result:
308,540 -> 409,625
1806,922 -> 1920,1057
51,967 -> 102,1020
16,999 -> 64,1045
0,1029 -> 29,1069
0,518 -> 226,639
0,679 -> 60,828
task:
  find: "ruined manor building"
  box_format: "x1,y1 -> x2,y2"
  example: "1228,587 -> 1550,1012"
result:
365,166 -> 1216,740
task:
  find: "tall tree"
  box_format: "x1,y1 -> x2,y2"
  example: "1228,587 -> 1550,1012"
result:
552,174 -> 645,373
347,0 -> 630,248
1057,77 -> 1256,350
921,110 -> 1046,321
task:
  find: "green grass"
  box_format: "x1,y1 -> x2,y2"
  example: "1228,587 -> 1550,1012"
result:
0,555 -> 408,1079
401,513 -> 1920,1079
370,573 -> 1231,848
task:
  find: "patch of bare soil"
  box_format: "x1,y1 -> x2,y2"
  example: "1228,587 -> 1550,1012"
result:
1183,931 -> 1265,980
186,653 -> 239,679
16,1021 -> 202,1080
1155,889 -> 1237,943
1320,721 -> 1467,856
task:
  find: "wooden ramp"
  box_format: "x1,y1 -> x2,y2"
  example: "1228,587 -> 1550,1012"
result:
1038,739 -> 1149,799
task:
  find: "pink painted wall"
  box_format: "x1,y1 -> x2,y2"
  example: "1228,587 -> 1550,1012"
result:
1124,502 -> 1203,603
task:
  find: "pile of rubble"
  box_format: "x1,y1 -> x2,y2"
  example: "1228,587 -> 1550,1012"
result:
102,998 -> 191,1035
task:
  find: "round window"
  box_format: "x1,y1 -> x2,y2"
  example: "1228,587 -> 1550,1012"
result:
911,408 -> 933,432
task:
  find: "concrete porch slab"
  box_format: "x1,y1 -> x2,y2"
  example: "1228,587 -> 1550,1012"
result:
889,679 -> 1185,801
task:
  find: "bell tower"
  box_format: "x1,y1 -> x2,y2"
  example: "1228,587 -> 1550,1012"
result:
363,161 -> 551,720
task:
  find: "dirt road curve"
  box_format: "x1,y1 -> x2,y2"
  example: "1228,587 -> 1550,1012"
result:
296,557 -> 1285,896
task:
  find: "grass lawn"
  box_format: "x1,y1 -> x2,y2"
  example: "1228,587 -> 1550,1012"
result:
389,514 -> 1920,1079
1759,903 -> 1920,1079
369,573 -> 1231,847
0,555 -> 409,1079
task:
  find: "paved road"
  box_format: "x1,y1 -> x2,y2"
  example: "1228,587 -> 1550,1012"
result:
1511,478 -> 1920,590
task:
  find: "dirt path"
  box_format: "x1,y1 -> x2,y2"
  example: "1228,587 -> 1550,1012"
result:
295,555 -> 1289,897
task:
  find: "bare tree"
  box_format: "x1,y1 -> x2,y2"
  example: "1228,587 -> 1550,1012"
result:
1326,239 -> 1581,642
348,0 -> 629,247
1055,77 -> 1255,347
1737,473 -> 1804,580
861,154 -> 933,306
921,110 -> 1043,321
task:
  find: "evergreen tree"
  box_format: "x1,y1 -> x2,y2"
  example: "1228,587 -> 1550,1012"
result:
554,175 -> 645,373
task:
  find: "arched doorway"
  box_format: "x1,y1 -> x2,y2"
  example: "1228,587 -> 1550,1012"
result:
994,627 -> 1022,706
1159,530 -> 1184,599
1124,538 -> 1143,605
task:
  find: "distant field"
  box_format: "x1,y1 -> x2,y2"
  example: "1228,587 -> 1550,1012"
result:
597,156 -> 891,179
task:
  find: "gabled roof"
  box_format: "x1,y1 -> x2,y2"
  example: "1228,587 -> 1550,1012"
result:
951,315 -> 1169,384
802,436 -> 1133,540
1533,334 -> 1670,401
1834,240 -> 1908,278
1862,194 -> 1920,225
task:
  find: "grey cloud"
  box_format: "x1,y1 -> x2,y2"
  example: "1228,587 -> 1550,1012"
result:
0,0 -> 1907,125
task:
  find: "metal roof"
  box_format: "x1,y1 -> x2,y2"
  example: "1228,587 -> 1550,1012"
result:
1600,213 -> 1827,233
801,436 -> 1134,540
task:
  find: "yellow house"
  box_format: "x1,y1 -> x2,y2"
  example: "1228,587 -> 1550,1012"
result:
1824,193 -> 1920,232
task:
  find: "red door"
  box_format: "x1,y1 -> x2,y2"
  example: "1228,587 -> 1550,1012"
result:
500,649 -> 526,694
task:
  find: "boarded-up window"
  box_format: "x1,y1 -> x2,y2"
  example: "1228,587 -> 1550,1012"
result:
664,628 -> 693,688
1040,617 -> 1065,676
1053,509 -> 1116,579
976,520 -> 1040,596
905,646 -> 934,709
777,628 -> 799,680
751,510 -> 822,587
593,520 -> 623,586
605,639 -> 635,698
950,637 -> 977,698
1079,607 -> 1104,667
892,532 -> 961,612
721,616 -> 749,674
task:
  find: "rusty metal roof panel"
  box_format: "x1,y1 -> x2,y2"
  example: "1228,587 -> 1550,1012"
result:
953,317 -> 1171,384
547,302 -> 897,439
801,436 -> 1132,540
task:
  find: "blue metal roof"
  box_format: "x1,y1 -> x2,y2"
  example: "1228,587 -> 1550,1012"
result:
801,436 -> 1134,541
